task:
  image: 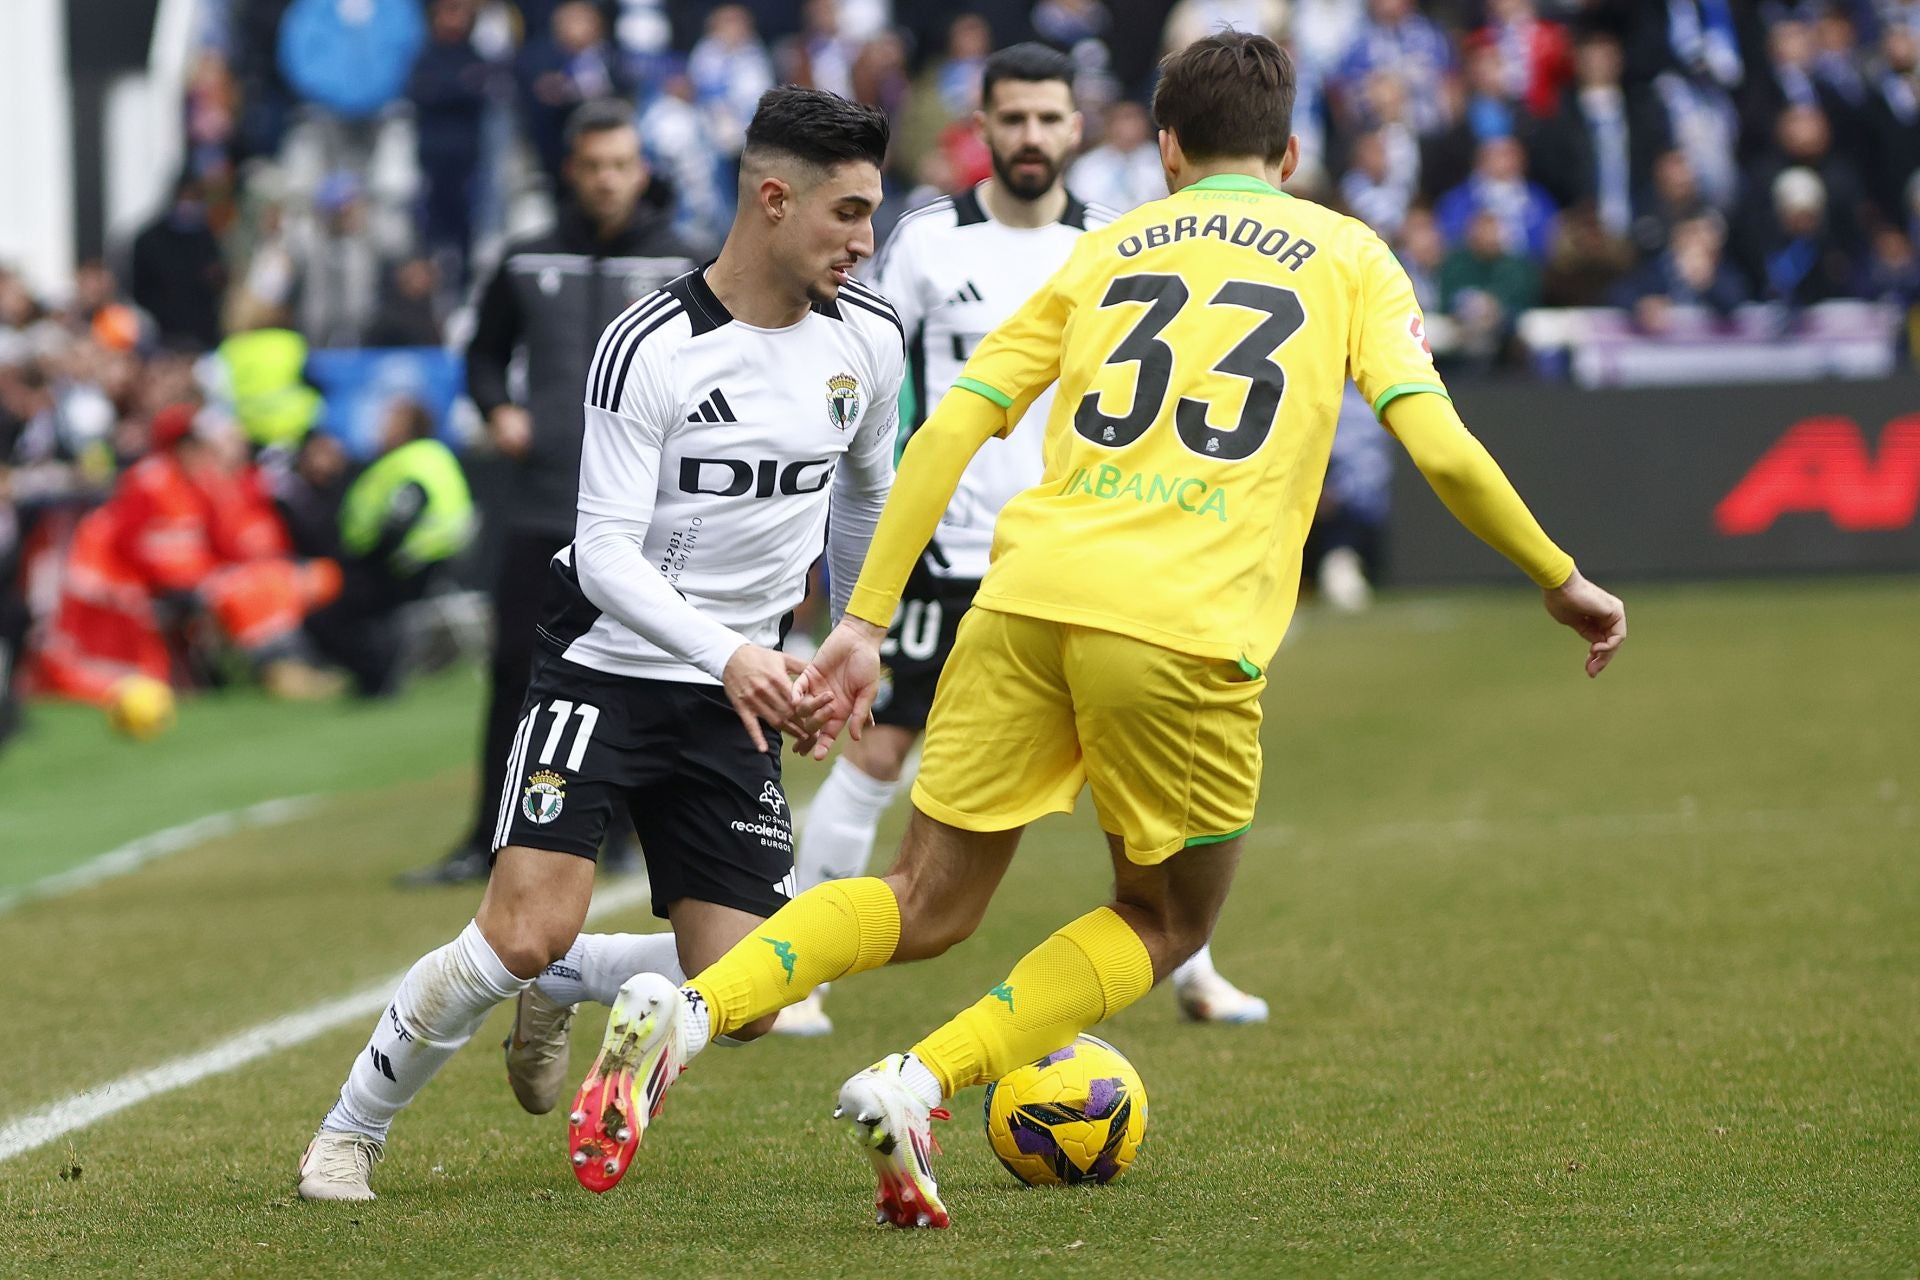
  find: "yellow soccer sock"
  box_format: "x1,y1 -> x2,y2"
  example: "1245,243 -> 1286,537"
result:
910,906 -> 1155,1097
686,876 -> 900,1040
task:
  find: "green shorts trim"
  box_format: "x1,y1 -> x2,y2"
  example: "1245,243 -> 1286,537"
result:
1184,821 -> 1253,849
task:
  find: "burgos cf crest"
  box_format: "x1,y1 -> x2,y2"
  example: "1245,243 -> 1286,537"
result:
826,372 -> 861,431
522,770 -> 566,824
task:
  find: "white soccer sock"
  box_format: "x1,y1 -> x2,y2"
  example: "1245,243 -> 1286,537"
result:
536,932 -> 684,1007
793,757 -> 901,893
322,921 -> 527,1140
1171,941 -> 1219,990
680,986 -> 713,1059
901,1052 -> 946,1108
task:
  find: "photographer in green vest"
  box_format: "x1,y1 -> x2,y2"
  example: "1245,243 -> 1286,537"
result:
304,399 -> 474,696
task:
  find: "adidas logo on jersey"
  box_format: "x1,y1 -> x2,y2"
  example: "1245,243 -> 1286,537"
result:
944,280 -> 983,307
687,388 -> 739,423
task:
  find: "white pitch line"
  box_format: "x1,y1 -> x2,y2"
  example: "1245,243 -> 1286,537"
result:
0,795 -> 322,918
0,875 -> 656,1164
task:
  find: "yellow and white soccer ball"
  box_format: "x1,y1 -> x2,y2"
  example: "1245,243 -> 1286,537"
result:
983,1033 -> 1148,1186
105,675 -> 177,741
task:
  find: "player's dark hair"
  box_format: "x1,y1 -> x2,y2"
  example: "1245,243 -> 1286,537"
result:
564,97 -> 638,152
742,86 -> 890,173
1152,30 -> 1295,164
981,42 -> 1076,109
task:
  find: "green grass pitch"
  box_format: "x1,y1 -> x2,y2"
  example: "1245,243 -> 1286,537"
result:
1,579 -> 1915,1278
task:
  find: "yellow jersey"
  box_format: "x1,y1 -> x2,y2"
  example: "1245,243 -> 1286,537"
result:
946,173 -> 1450,670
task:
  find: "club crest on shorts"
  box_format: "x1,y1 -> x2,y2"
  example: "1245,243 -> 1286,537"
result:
522,770 -> 566,824
758,780 -> 787,815
825,371 -> 860,431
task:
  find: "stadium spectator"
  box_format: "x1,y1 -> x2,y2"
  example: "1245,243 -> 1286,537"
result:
130,173 -> 229,353
781,0 -> 861,99
1439,207 -> 1540,368
1858,224 -> 1920,326
1862,21 -> 1920,225
1033,0 -> 1112,50
401,99 -> 695,885
1632,147 -> 1713,257
32,404 -> 343,705
1395,205 -> 1446,313
407,0 -> 494,284
515,1 -> 632,183
1160,0 -> 1289,54
1465,0 -> 1571,120
639,67 -> 731,254
1746,14 -> 1849,157
278,0 -> 426,119
849,28 -> 912,121
293,172 -> 388,348
1540,205 -> 1638,308
1340,129 -> 1416,240
365,257 -> 446,348
1652,65 -> 1744,211
1745,167 -> 1860,307
1612,212 -> 1749,329
1435,135 -> 1557,260
688,4 -> 776,164
1737,104 -> 1867,280
1334,0 -> 1457,137
1067,100 -> 1164,213
1529,28 -> 1673,241
304,399 -> 474,697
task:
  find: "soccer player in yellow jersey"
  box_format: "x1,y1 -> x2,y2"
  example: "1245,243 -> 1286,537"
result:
570,32 -> 1626,1228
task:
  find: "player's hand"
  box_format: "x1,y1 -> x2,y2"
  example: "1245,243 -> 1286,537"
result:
793,617 -> 887,761
722,643 -> 817,753
487,405 -> 533,459
1543,569 -> 1626,678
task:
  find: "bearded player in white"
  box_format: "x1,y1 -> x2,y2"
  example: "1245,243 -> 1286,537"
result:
774,43 -> 1268,1037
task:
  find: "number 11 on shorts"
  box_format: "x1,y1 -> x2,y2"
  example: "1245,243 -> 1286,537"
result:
537,699 -> 601,771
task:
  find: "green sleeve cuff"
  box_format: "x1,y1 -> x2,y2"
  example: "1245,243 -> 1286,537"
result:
1372,382 -> 1450,420
953,376 -> 1014,409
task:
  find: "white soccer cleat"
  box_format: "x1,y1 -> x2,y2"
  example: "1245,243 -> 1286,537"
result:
566,972 -> 687,1193
297,1129 -> 384,1202
833,1054 -> 951,1229
769,988 -> 835,1037
504,986 -> 577,1114
1176,969 -> 1271,1024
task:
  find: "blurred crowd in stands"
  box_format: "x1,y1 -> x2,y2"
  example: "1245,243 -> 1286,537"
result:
5,0 -> 1920,746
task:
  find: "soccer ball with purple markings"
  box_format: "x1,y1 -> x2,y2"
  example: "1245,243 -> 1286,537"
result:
982,1033 -> 1148,1187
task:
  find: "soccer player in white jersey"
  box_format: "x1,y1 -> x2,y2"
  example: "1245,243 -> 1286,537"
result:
774,44 -> 1268,1037
296,88 -> 901,1201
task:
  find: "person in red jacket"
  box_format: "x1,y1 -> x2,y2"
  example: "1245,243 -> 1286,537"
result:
1468,0 -> 1573,120
32,404 -> 342,704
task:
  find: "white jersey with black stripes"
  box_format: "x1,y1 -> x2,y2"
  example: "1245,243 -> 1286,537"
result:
543,266 -> 902,684
865,183 -> 1118,579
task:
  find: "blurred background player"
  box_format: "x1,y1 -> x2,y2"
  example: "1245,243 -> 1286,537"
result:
778,42 -> 1267,1038
399,99 -> 694,886
297,87 -> 899,1202
596,31 -> 1625,1228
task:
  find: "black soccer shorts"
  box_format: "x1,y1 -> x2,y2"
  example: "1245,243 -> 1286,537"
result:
493,652 -> 795,919
871,559 -> 980,731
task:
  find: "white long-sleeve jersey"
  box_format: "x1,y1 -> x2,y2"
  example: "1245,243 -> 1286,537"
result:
539,267 -> 901,684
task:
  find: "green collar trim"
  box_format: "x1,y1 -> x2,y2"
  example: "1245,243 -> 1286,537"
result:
1182,173 -> 1284,196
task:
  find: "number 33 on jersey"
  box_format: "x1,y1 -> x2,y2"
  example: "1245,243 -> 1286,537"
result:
957,172 -> 1448,670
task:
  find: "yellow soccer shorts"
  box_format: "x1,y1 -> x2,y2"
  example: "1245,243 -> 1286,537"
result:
911,606 -> 1263,864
